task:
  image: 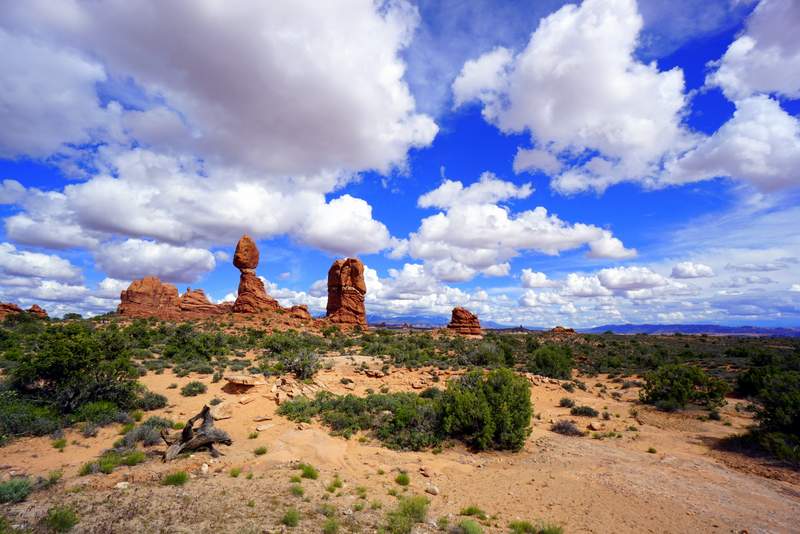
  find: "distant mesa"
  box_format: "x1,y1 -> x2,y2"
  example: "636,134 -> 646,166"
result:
0,302 -> 48,320
326,258 -> 367,326
447,306 -> 482,336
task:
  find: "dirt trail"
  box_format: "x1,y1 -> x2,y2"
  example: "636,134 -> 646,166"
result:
2,357 -> 798,533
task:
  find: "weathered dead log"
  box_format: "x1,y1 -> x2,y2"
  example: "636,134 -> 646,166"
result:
162,405 -> 232,461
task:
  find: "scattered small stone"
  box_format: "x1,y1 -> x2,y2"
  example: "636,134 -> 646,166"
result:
587,421 -> 603,431
425,484 -> 440,496
253,415 -> 272,422
200,463 -> 209,475
239,396 -> 255,405
256,424 -> 273,432
344,382 -> 356,391
210,402 -> 233,420
114,482 -> 130,490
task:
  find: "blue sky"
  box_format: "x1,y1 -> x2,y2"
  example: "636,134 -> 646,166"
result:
0,0 -> 798,326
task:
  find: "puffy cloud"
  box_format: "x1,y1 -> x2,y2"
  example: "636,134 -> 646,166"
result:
95,277 -> 130,299
7,149 -> 394,256
0,180 -> 26,204
663,96 -> 800,192
93,239 -> 216,283
519,289 -> 566,308
597,266 -> 669,291
0,28 -> 112,159
791,284 -> 800,293
295,195 -> 392,257
0,242 -> 82,282
418,172 -> 532,209
671,262 -> 714,279
454,0 -> 690,194
706,0 -> 800,100
452,47 -> 513,108
520,269 -> 557,288
1,0 -> 437,176
405,174 -> 635,282
563,274 -> 612,298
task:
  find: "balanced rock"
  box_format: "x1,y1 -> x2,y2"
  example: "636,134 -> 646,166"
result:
232,235 -> 280,314
118,276 -> 182,319
447,307 -> 482,336
326,258 -> 367,326
27,304 -> 48,318
233,234 -> 259,270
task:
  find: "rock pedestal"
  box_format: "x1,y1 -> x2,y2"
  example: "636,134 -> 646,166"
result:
326,258 -> 367,326
27,304 -> 48,318
447,307 -> 482,335
232,235 -> 279,313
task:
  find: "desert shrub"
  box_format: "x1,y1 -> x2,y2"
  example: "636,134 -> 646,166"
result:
558,397 -> 575,408
322,518 -> 340,534
162,471 -> 189,486
0,477 -> 32,503
395,472 -> 410,486
43,506 -> 78,532
750,370 -> 800,462
80,449 -> 147,475
73,401 -> 127,426
180,381 -> 207,397
440,368 -> 532,451
550,420 -> 584,437
460,505 -> 487,520
640,364 -> 729,410
299,463 -> 319,479
0,390 -> 60,441
280,368 -> 531,452
281,508 -> 300,527
570,405 -> 599,417
385,495 -> 429,534
457,519 -> 483,534
135,390 -> 167,411
9,322 -> 139,413
509,520 -> 564,534
526,345 -> 573,380
254,446 -> 267,456
279,349 -> 320,380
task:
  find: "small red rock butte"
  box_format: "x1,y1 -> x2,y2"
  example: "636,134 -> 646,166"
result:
447,306 -> 482,336
117,235 -> 312,322
0,302 -> 49,320
325,258 -> 367,326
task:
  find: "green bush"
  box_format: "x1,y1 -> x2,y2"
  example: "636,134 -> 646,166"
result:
570,405 -> 599,417
0,477 -> 32,503
395,472 -> 410,486
753,371 -> 800,462
558,397 -> 574,408
180,381 -> 207,397
73,401 -> 125,425
0,390 -> 60,440
135,390 -> 167,411
281,508 -> 300,527
640,364 -> 729,410
457,519 -> 483,534
279,349 -> 320,380
526,345 -> 573,380
280,368 -> 532,452
509,520 -> 564,534
162,471 -> 189,486
385,496 -> 429,534
43,506 -> 78,532
551,420 -> 583,437
440,368 -> 532,451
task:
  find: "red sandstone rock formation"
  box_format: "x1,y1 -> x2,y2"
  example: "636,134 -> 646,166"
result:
232,235 -> 279,313
27,304 -> 48,318
550,325 -> 576,335
0,302 -> 24,320
179,288 -> 224,316
447,307 -> 482,335
288,305 -> 312,321
118,276 -> 182,319
326,258 -> 367,326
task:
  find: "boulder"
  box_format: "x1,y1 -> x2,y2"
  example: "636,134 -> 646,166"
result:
326,258 -> 367,326
447,307 -> 482,336
117,276 -> 182,319
26,304 -> 48,318
288,304 -> 312,321
233,234 -> 259,270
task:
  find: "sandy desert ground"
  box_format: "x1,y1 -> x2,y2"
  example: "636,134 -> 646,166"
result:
2,351 -> 799,534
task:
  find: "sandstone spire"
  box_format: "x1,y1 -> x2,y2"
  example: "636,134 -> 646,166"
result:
326,258 -> 367,326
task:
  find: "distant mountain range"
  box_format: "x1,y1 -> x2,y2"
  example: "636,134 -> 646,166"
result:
366,314 -> 800,337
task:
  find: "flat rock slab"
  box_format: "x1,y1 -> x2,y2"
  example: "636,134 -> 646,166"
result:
210,402 -> 233,420
224,374 -> 266,386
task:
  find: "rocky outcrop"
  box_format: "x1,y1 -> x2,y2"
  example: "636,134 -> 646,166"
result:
550,326 -> 576,335
232,235 -> 280,313
179,288 -> 224,317
0,303 -> 24,320
27,304 -> 48,318
447,307 -> 482,335
288,305 -> 312,321
118,276 -> 182,319
326,258 -> 367,326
